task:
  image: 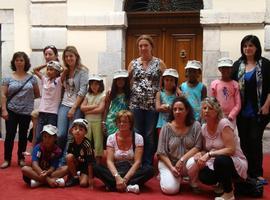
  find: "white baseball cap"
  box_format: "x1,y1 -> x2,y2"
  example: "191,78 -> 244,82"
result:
41,124 -> 58,136
185,60 -> 202,70
162,68 -> 179,79
218,57 -> 233,68
113,70 -> 129,79
71,118 -> 89,130
47,61 -> 62,72
88,74 -> 103,81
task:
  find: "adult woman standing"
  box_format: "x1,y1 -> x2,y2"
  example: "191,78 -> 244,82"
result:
156,96 -> 202,194
231,35 -> 270,183
94,110 -> 154,193
195,97 -> 247,200
128,34 -> 166,166
57,46 -> 88,152
1,52 -> 40,168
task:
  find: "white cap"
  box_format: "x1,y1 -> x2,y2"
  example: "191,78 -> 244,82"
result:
41,124 -> 58,136
113,70 -> 129,79
218,57 -> 233,68
185,60 -> 202,70
88,74 -> 102,81
47,61 -> 62,72
162,68 -> 179,79
71,118 -> 88,130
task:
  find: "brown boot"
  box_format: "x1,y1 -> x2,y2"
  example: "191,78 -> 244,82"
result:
0,161 -> 10,169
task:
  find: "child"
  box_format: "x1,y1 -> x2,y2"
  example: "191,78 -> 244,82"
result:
80,74 -> 105,163
21,124 -> 66,188
210,57 -> 241,125
156,68 -> 178,134
102,70 -> 130,136
65,119 -> 95,188
180,60 -> 207,121
33,61 -> 67,144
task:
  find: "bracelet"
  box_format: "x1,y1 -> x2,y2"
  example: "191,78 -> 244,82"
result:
114,172 -> 120,177
208,152 -> 212,157
180,157 -> 185,163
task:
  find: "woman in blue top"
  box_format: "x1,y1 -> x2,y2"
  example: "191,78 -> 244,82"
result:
1,52 -> 40,169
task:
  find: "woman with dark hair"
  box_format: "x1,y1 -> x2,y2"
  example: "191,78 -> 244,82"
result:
1,52 -> 40,169
156,96 -> 202,194
231,35 -> 270,184
43,45 -> 59,62
128,34 -> 166,167
94,110 -> 154,193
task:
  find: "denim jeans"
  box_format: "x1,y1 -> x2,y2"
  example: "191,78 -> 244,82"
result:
35,112 -> 58,144
132,108 -> 157,166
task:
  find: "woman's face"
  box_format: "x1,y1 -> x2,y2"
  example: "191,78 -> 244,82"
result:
172,101 -> 188,120
14,56 -> 26,70
201,103 -> 218,120
138,39 -> 152,57
117,115 -> 131,132
44,48 -> 57,63
243,41 -> 257,58
64,51 -> 77,67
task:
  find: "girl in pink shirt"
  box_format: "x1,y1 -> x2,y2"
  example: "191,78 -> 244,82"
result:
210,57 -> 241,125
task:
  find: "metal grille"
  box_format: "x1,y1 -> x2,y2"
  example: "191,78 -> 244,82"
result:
125,0 -> 203,12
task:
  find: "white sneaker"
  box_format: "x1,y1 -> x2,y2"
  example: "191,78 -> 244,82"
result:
215,191 -> 235,200
77,171 -> 81,176
55,178 -> 65,187
126,184 -> 140,194
30,179 -> 41,188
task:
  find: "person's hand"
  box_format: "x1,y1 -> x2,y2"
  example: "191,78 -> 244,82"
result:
1,109 -> 8,120
175,160 -> 184,173
260,104 -> 270,115
197,153 -> 210,169
115,176 -> 126,192
160,104 -> 171,112
193,152 -> 203,162
40,170 -> 48,177
170,166 -> 180,177
67,107 -> 76,119
46,177 -> 58,188
88,178 -> 94,190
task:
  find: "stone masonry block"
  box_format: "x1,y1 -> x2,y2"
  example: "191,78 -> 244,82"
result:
203,27 -> 220,51
265,26 -> 270,50
106,29 -> 124,52
31,27 -> 67,50
0,9 -> 14,24
1,23 -> 14,41
31,0 -> 66,2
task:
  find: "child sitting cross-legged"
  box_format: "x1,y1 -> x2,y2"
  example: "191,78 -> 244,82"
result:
21,124 -> 66,188
65,119 -> 95,188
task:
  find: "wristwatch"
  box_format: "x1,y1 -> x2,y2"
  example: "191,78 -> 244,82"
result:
180,157 -> 185,163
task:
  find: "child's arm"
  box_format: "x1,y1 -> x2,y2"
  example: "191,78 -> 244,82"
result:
228,82 -> 241,121
84,96 -> 105,115
80,96 -> 98,113
87,164 -> 94,189
33,64 -> 46,80
102,91 -> 111,122
32,161 -> 45,177
155,91 -> 170,113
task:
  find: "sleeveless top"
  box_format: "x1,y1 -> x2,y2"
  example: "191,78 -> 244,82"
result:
156,90 -> 177,128
180,82 -> 203,120
105,93 -> 129,135
129,57 -> 162,110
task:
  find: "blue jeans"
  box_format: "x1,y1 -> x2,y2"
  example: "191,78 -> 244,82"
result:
35,112 -> 58,144
132,108 -> 157,166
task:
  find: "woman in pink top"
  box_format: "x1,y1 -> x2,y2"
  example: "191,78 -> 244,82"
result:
194,97 -> 247,200
210,57 -> 241,126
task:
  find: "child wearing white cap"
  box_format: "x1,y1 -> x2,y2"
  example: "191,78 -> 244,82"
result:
21,124 -> 66,188
210,57 -> 241,125
65,119 -> 95,188
80,75 -> 105,163
156,68 -> 178,135
180,60 -> 207,121
102,69 -> 130,136
33,61 -> 67,144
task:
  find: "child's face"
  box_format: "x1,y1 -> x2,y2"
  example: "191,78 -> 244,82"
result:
163,76 -> 176,91
71,125 -> 86,143
90,81 -> 100,94
46,67 -> 58,79
116,78 -> 126,89
42,132 -> 56,147
185,68 -> 200,83
14,56 -> 26,69
218,67 -> 232,80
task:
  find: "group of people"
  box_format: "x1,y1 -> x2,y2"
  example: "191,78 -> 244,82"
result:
1,34 -> 270,200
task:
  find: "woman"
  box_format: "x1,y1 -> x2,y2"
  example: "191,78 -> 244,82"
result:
195,97 -> 247,200
57,46 -> 88,153
128,34 -> 166,167
231,35 -> 270,184
156,96 -> 202,194
94,110 -> 154,193
1,52 -> 40,169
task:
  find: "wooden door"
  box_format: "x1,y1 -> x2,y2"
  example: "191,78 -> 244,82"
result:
126,12 -> 202,84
